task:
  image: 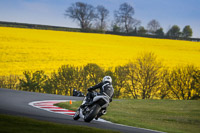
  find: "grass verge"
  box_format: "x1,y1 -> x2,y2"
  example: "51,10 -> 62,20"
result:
0,114 -> 119,133
55,99 -> 200,133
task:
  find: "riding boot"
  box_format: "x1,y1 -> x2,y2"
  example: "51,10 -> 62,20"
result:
95,108 -> 107,120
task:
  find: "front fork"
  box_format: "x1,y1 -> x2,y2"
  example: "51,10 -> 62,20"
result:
79,108 -> 84,119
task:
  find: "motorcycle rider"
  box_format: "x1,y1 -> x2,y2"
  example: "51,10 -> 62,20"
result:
80,76 -> 114,119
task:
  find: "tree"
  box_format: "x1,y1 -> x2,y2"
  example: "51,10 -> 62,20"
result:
157,69 -> 171,99
0,75 -> 18,90
114,65 -> 128,98
73,66 -> 84,92
166,65 -> 199,100
192,69 -> 200,99
19,71 -> 47,93
155,28 -> 164,37
114,3 -> 140,33
147,19 -> 161,34
65,2 -> 96,30
96,5 -> 109,31
134,52 -> 162,99
182,25 -> 193,38
137,26 -> 147,36
57,65 -> 76,95
111,23 -> 121,33
125,63 -> 139,99
83,63 -> 104,93
166,25 -> 181,38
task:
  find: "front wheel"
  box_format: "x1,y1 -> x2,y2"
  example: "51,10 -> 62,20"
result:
84,104 -> 101,122
73,109 -> 80,120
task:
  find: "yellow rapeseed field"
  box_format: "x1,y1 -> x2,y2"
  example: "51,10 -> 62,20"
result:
0,27 -> 200,76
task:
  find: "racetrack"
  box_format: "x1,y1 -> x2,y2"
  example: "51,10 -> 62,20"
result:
0,88 -> 164,133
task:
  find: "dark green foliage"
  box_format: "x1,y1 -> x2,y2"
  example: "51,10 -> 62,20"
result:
0,21 -> 81,32
112,24 -> 121,33
137,26 -> 147,36
166,25 -> 181,38
155,28 -> 164,38
182,25 -> 193,38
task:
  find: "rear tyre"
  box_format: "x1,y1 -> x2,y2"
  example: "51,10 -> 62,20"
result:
84,104 -> 101,123
73,109 -> 80,120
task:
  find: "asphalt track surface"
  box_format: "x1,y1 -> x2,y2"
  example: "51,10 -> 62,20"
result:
0,88 -> 164,133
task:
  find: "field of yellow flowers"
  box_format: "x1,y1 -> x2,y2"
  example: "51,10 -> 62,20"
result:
0,27 -> 200,76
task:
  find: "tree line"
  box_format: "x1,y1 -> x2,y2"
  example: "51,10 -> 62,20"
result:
1,53 -> 200,100
65,2 -> 194,40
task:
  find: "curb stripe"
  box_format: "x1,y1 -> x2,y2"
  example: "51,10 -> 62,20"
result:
28,100 -> 110,123
29,100 -> 75,115
29,100 -> 165,133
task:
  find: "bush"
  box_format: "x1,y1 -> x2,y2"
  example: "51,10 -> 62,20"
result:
1,53 -> 200,100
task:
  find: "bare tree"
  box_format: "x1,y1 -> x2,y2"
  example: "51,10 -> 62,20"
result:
147,19 -> 161,34
157,69 -> 172,99
114,3 -> 140,33
96,5 -> 109,31
65,2 -> 96,30
114,66 -> 128,98
125,63 -> 139,99
134,52 -> 162,99
166,65 -> 198,100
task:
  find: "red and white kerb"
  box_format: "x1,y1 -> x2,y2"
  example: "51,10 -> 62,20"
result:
29,100 -> 75,116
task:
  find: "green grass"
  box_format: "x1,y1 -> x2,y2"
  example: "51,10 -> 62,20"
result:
56,99 -> 200,133
0,114 -> 119,133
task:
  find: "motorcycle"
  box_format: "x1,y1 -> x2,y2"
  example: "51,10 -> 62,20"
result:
73,91 -> 110,122
73,89 -> 85,97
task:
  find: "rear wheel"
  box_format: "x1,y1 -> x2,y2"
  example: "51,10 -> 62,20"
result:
73,109 -> 80,120
84,104 -> 101,122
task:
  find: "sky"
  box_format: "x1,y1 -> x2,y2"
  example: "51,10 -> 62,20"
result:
0,0 -> 200,38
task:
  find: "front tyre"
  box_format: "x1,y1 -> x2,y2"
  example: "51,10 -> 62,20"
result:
73,109 -> 80,120
84,104 -> 101,122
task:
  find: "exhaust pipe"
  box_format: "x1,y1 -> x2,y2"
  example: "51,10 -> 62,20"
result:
102,110 -> 107,115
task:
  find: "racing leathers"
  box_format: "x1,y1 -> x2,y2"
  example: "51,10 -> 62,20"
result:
81,81 -> 114,108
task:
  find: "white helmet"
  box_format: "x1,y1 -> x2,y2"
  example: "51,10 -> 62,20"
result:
103,76 -> 112,83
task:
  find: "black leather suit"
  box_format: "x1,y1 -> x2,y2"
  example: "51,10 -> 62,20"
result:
86,81 -> 114,103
